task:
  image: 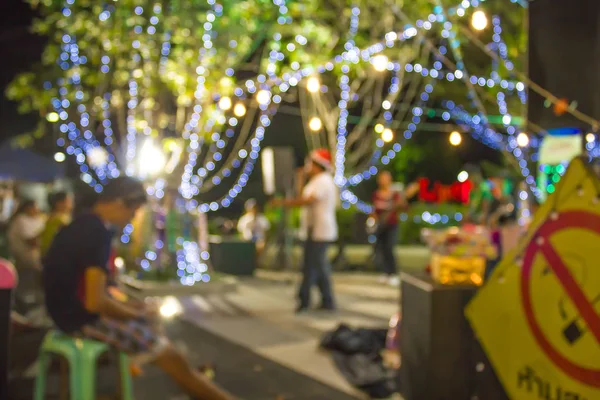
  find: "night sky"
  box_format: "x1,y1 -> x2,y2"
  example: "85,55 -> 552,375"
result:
0,0 -> 44,142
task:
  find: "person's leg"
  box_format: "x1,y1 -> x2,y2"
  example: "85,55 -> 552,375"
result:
373,232 -> 386,276
153,344 -> 233,400
382,226 -> 399,276
297,240 -> 316,309
82,318 -> 234,400
314,242 -> 335,309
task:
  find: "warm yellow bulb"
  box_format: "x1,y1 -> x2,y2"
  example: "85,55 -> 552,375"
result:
54,152 -> 66,163
46,112 -> 59,123
233,103 -> 247,117
218,96 -> 232,110
471,11 -> 488,31
586,133 -> 596,143
449,131 -> 462,146
309,117 -> 322,131
372,55 -> 389,72
374,124 -> 384,134
517,132 -> 529,147
256,90 -> 271,105
382,128 -> 394,143
306,77 -> 320,93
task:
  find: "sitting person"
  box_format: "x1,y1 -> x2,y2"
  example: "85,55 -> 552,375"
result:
40,191 -> 73,256
43,177 -> 233,400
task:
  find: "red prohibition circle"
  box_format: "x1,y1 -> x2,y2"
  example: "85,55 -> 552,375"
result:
521,211 -> 600,388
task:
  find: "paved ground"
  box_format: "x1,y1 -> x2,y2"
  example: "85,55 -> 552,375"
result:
9,268 -> 418,399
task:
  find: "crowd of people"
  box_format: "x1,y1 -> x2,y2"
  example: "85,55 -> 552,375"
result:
3,147 -> 520,399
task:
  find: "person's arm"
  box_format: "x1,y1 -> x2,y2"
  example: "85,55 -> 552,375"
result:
270,192 -> 318,208
84,267 -> 144,321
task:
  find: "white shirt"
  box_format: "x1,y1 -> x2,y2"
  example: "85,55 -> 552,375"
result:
8,214 -> 46,269
237,213 -> 270,241
300,172 -> 338,242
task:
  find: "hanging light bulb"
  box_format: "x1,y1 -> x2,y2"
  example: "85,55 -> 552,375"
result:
374,124 -> 384,134
46,112 -> 59,123
233,103 -> 247,117
309,117 -> 322,131
306,77 -> 320,93
449,131 -> 462,146
54,152 -> 66,163
517,132 -> 530,147
471,11 -> 488,31
586,133 -> 596,143
256,90 -> 271,105
218,96 -> 232,110
372,55 -> 389,72
382,128 -> 394,143
87,147 -> 109,167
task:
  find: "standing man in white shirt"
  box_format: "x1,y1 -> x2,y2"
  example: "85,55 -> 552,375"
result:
271,149 -> 338,313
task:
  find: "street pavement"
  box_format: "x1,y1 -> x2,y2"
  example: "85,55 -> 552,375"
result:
9,270 -> 410,399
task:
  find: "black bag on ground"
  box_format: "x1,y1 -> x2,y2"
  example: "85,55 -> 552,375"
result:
321,324 -> 397,398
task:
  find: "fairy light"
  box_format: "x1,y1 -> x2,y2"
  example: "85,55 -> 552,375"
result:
309,116 -> 322,131
218,96 -> 232,110
382,128 -> 394,143
334,6 -> 360,187
517,132 -> 529,147
234,103 -> 247,117
471,11 -> 488,31
307,76 -> 320,93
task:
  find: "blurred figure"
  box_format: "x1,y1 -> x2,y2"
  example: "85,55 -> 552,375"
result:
40,191 -> 73,256
8,200 -> 46,310
237,199 -> 270,259
465,165 -> 492,224
371,172 -> 419,286
271,149 -> 338,313
371,171 -> 403,286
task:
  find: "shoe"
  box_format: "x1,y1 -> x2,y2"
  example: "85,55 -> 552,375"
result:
318,304 -> 337,312
295,306 -> 309,314
388,276 -> 400,287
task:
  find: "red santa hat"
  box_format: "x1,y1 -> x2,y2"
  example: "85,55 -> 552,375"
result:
310,148 -> 332,170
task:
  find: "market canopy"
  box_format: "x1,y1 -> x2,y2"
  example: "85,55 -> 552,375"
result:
0,142 -> 64,182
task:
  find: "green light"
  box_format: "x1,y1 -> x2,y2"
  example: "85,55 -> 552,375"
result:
552,174 -> 561,183
543,165 -> 551,174
547,184 -> 555,193
556,165 -> 565,174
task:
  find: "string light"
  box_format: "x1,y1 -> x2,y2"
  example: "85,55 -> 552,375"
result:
218,96 -> 232,110
449,131 -> 462,146
471,11 -> 488,31
234,103 -> 247,117
372,55 -> 389,72
517,132 -> 529,147
309,116 -> 322,131
54,152 -> 66,163
382,128 -> 394,143
307,76 -> 320,93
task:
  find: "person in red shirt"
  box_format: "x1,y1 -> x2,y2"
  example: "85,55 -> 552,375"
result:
371,172 -> 403,285
371,172 -> 419,286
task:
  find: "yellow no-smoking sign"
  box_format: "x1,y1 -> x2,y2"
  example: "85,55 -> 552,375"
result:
467,157 -> 600,399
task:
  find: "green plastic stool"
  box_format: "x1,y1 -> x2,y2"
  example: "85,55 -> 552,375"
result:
34,330 -> 134,400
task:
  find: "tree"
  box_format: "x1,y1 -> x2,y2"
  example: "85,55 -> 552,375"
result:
7,0 -> 528,199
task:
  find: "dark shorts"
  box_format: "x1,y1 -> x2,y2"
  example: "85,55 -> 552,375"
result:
80,317 -> 162,356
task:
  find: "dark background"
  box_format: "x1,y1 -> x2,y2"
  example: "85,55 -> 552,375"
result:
528,0 -> 600,132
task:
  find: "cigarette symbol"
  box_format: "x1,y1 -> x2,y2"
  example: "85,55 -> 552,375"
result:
561,293 -> 600,345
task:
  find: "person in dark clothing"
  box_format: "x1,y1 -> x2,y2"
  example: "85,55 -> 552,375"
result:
43,177 -> 233,400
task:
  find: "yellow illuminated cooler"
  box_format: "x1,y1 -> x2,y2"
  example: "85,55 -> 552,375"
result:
421,226 -> 497,286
